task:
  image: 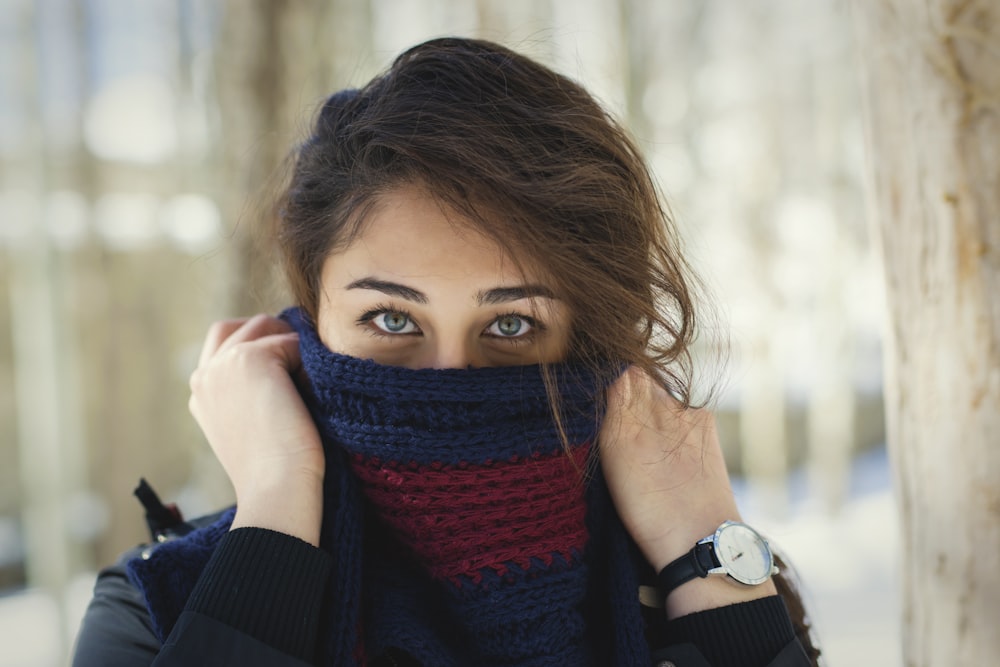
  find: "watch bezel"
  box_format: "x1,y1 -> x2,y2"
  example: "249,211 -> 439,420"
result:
709,520 -> 776,586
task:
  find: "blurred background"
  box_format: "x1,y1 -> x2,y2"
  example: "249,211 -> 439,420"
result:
0,0 -> 897,664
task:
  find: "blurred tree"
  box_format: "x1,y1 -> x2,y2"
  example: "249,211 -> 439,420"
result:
214,0 -> 374,317
6,3 -> 89,660
159,0 -> 379,533
852,1 -> 1000,664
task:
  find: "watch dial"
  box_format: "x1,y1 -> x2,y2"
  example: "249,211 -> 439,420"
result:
715,523 -> 772,585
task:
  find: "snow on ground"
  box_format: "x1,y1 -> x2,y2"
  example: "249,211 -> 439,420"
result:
735,447 -> 902,666
0,573 -> 94,667
1,449 -> 901,666
752,492 -> 901,665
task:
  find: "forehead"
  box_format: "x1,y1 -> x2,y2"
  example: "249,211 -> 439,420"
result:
326,185 -> 544,287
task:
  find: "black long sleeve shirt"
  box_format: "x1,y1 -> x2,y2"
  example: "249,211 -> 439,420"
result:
72,526 -> 810,667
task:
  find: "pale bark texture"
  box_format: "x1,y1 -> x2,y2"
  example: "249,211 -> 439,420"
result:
851,1 -> 1000,665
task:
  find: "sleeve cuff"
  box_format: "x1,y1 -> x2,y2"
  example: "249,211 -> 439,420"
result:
664,595 -> 797,667
184,527 -> 333,663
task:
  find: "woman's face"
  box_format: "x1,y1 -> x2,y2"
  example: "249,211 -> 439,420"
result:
316,185 -> 572,369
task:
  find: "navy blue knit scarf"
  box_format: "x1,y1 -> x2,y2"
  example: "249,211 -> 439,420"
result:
128,308 -> 650,666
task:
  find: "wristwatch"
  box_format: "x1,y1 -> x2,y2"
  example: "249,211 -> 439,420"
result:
657,520 -> 778,598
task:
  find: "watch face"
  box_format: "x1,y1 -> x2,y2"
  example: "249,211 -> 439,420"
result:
714,522 -> 773,585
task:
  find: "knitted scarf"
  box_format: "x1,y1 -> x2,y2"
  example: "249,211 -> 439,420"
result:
127,308 -> 650,666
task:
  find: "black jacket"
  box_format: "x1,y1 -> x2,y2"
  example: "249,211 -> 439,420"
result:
72,510 -> 813,667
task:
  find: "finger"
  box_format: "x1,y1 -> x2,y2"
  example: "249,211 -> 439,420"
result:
600,367 -> 656,446
220,331 -> 305,384
189,330 -> 303,420
256,330 -> 303,374
199,318 -> 250,368
214,314 -> 294,358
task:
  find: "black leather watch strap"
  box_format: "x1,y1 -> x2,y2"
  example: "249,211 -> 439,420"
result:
657,540 -> 719,598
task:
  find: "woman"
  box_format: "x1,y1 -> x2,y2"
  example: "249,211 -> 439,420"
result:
73,37 -> 819,666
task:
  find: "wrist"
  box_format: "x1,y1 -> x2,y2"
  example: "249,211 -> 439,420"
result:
231,470 -> 324,546
645,512 -> 742,572
664,574 -> 778,619
655,519 -> 779,619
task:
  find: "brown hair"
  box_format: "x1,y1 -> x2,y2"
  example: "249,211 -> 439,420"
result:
274,36 -> 820,663
275,37 -> 698,403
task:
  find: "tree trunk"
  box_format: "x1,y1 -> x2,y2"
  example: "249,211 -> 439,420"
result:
851,2 -> 1000,664
7,3 -> 90,661
214,0 -> 373,318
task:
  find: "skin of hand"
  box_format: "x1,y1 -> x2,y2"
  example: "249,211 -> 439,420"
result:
188,314 -> 326,546
599,366 -> 777,618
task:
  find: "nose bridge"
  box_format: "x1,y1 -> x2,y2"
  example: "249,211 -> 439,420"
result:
428,335 -> 479,369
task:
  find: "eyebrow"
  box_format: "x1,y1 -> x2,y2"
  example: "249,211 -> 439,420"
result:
345,277 -> 556,305
476,285 -> 556,305
346,278 -> 428,303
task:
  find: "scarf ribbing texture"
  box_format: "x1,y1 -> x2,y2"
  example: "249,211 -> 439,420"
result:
128,307 -> 650,666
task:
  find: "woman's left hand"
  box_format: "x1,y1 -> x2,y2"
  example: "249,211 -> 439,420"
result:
599,366 -> 776,617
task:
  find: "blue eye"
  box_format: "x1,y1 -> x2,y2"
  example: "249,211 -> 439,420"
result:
487,315 -> 532,338
372,311 -> 418,334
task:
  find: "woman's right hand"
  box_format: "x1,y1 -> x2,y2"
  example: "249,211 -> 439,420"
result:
188,314 -> 325,546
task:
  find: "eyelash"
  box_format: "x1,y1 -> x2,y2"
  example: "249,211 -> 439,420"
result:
356,303 -> 420,337
486,311 -> 545,341
355,304 -> 544,342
